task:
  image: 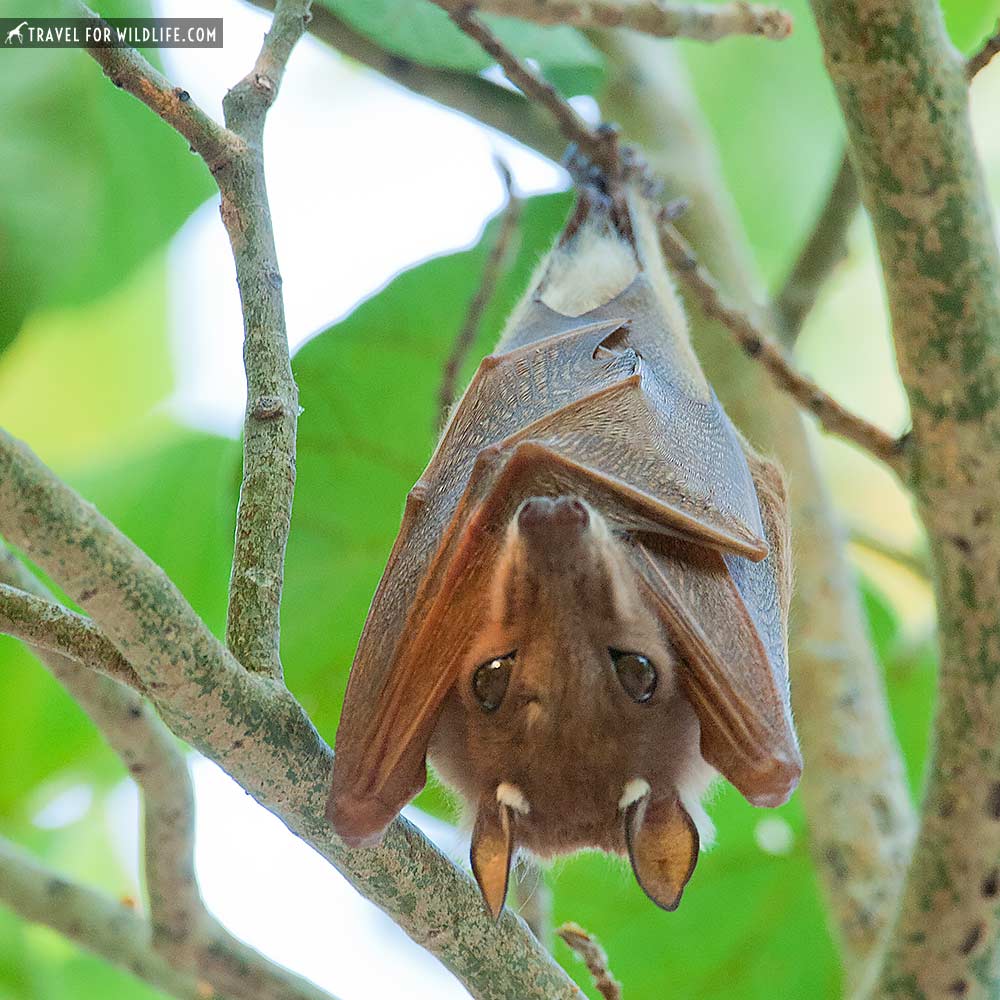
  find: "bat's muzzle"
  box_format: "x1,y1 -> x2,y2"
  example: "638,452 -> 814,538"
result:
516,496 -> 589,542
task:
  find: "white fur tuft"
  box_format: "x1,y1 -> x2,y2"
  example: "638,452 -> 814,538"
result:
496,782 -> 531,815
539,228 -> 638,317
618,777 -> 651,811
678,757 -> 720,849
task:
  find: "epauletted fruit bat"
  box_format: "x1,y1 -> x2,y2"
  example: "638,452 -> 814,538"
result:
327,177 -> 800,917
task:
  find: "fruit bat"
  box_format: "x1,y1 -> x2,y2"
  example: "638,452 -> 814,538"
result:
326,178 -> 800,918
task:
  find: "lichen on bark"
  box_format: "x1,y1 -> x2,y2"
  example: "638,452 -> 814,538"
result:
809,1 -> 1000,996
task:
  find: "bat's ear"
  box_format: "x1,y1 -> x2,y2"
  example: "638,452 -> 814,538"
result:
624,792 -> 700,911
470,798 -> 515,920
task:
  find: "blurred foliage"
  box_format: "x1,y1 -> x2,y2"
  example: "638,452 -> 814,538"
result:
0,0 -> 212,350
5,0 -> 999,997
315,0 -> 605,95
682,0 -> 842,288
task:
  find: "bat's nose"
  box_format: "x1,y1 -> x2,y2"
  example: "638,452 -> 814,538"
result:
517,496 -> 589,542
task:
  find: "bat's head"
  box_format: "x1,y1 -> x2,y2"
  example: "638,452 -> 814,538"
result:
429,495 -> 714,917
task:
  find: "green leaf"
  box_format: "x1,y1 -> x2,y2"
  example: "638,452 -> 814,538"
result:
316,0 -> 605,95
73,431 -> 239,636
941,0 -> 1000,52
0,0 -> 212,349
552,787 -> 840,999
0,258 -> 174,471
860,575 -> 901,666
681,0 -> 842,287
286,192 -> 571,741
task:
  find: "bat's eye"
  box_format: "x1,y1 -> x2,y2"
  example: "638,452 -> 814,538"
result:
472,653 -> 514,712
610,649 -> 657,703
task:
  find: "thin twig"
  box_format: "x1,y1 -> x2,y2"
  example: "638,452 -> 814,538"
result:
556,923 -> 622,1000
220,0 -> 312,679
434,2 -> 618,175
0,579 -> 142,691
774,149 -> 859,343
75,2 -> 242,171
443,0 -> 792,40
849,525 -> 931,580
80,1 -> 306,681
438,161 -> 523,426
966,24 -> 1000,80
775,42 -> 997,345
656,216 -> 908,471
439,6 -> 909,474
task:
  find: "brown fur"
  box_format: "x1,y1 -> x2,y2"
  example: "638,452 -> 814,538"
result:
327,185 -> 798,914
429,501 -> 712,860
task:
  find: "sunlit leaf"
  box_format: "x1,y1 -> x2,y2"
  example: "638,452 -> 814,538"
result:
0,258 -> 174,470
941,0 -> 1000,52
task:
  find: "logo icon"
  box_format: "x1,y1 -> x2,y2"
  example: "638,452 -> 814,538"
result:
5,20 -> 27,44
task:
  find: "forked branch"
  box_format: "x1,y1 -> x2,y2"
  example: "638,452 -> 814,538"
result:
76,0 -> 308,680
0,544 -> 335,1000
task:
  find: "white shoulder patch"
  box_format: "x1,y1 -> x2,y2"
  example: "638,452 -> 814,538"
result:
540,229 -> 638,317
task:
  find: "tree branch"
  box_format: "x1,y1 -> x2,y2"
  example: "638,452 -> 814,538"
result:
0,429 -> 580,1000
0,545 -> 335,1000
965,24 -> 1000,80
773,43 -> 999,348
774,149 -> 859,342
79,0 -> 306,680
76,3 -> 243,172
595,32 -> 916,989
0,544 -> 202,958
435,1 -> 619,175
438,3 -> 908,474
655,216 -> 909,471
246,0 -> 565,161
556,923 -> 622,1000
218,0 -> 311,679
808,1 -> 1000,996
0,578 -> 142,690
443,0 -> 792,40
0,837 -> 211,1000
